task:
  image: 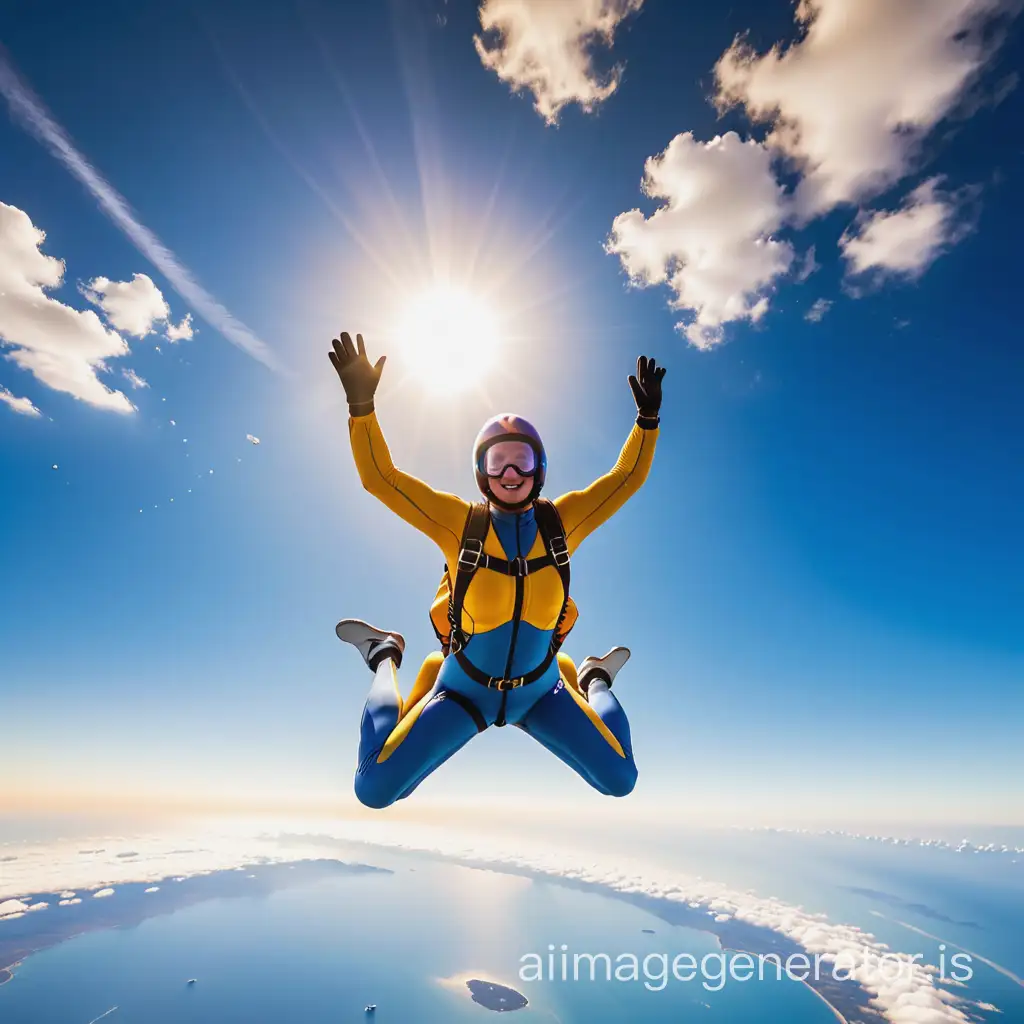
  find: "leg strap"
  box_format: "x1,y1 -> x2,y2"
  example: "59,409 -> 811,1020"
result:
440,688 -> 488,733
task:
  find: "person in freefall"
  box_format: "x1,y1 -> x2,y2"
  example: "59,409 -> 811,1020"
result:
330,331 -> 664,808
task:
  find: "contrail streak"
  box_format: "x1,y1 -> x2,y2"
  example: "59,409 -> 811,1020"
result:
0,48 -> 281,373
86,1007 -> 118,1024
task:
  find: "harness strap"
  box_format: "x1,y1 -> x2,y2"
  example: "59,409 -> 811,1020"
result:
440,688 -> 487,733
476,552 -> 554,576
447,503 -> 490,654
454,645 -> 557,689
533,498 -> 571,649
447,498 -> 572,670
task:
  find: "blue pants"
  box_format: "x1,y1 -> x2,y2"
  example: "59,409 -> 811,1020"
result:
353,653 -> 637,809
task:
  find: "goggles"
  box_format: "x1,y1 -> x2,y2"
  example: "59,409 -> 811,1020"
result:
480,440 -> 537,477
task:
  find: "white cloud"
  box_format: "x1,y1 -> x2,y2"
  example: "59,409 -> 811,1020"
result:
165,313 -> 193,342
0,385 -> 41,416
58,897 -> 81,906
83,274 -> 169,337
607,1 -> 1013,340
606,132 -> 793,349
0,825 -> 995,1023
0,898 -> 29,918
144,886 -> 160,893
0,202 -> 134,413
330,823 -> 984,1024
841,179 -> 969,278
715,0 -> 1013,217
805,298 -> 833,322
0,54 -> 278,371
475,0 -> 644,124
122,368 -> 149,390
92,887 -> 115,898
793,245 -> 819,282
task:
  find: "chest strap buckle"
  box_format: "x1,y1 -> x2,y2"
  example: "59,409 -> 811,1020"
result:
457,538 -> 484,573
489,676 -> 525,690
548,535 -> 570,567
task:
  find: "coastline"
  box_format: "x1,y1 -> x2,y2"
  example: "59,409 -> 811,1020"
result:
0,860 -> 386,990
799,978 -> 851,1024
1,956 -> 25,987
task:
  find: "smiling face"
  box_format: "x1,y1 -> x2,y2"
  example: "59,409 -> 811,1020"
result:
474,421 -> 548,511
487,466 -> 534,507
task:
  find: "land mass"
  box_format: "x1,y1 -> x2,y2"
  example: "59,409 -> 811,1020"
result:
466,978 -> 529,1012
0,859 -> 389,986
359,844 -> 882,1024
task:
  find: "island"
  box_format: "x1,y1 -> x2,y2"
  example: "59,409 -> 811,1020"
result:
466,979 -> 529,1012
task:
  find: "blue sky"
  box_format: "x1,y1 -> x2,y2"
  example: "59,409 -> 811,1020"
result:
1,0 -> 1021,827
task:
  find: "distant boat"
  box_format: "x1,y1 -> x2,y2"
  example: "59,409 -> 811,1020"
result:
364,1005 -> 376,1013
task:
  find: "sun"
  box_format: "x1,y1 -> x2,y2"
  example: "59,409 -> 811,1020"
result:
394,284 -> 501,394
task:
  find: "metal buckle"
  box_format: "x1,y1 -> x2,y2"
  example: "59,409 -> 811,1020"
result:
512,555 -> 529,577
457,538 -> 484,573
489,677 -> 523,690
549,536 -> 570,567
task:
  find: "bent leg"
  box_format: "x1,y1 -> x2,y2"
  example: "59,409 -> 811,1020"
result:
516,676 -> 637,797
355,656 -> 484,809
557,651 -> 580,694
399,651 -> 443,718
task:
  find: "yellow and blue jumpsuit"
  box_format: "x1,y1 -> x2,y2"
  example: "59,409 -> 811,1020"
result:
348,411 -> 658,808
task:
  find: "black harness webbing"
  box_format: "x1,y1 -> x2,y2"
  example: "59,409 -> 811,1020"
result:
440,688 -> 487,732
445,499 -> 571,695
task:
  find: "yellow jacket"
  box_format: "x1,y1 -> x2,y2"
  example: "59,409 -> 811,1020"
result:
349,411 -> 658,643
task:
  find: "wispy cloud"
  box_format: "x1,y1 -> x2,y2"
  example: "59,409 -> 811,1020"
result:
804,298 -> 833,323
841,178 -> 974,280
121,368 -> 150,390
0,385 -> 41,417
0,49 -> 279,372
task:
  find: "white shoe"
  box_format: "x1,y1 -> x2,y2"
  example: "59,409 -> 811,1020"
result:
335,619 -> 406,670
577,646 -> 630,696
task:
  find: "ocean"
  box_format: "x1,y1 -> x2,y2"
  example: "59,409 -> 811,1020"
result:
1,851 -> 837,1024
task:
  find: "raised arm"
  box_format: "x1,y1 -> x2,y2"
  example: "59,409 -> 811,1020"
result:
554,356 -> 664,552
331,332 -> 469,560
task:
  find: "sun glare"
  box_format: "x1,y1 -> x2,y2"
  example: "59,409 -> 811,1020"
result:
395,285 -> 501,394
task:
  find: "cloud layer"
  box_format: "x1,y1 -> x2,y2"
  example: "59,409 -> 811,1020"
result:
0,823 -> 998,1024
475,0 -> 644,123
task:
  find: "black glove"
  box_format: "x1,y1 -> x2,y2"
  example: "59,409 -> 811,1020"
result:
628,355 -> 666,427
329,331 -> 386,416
